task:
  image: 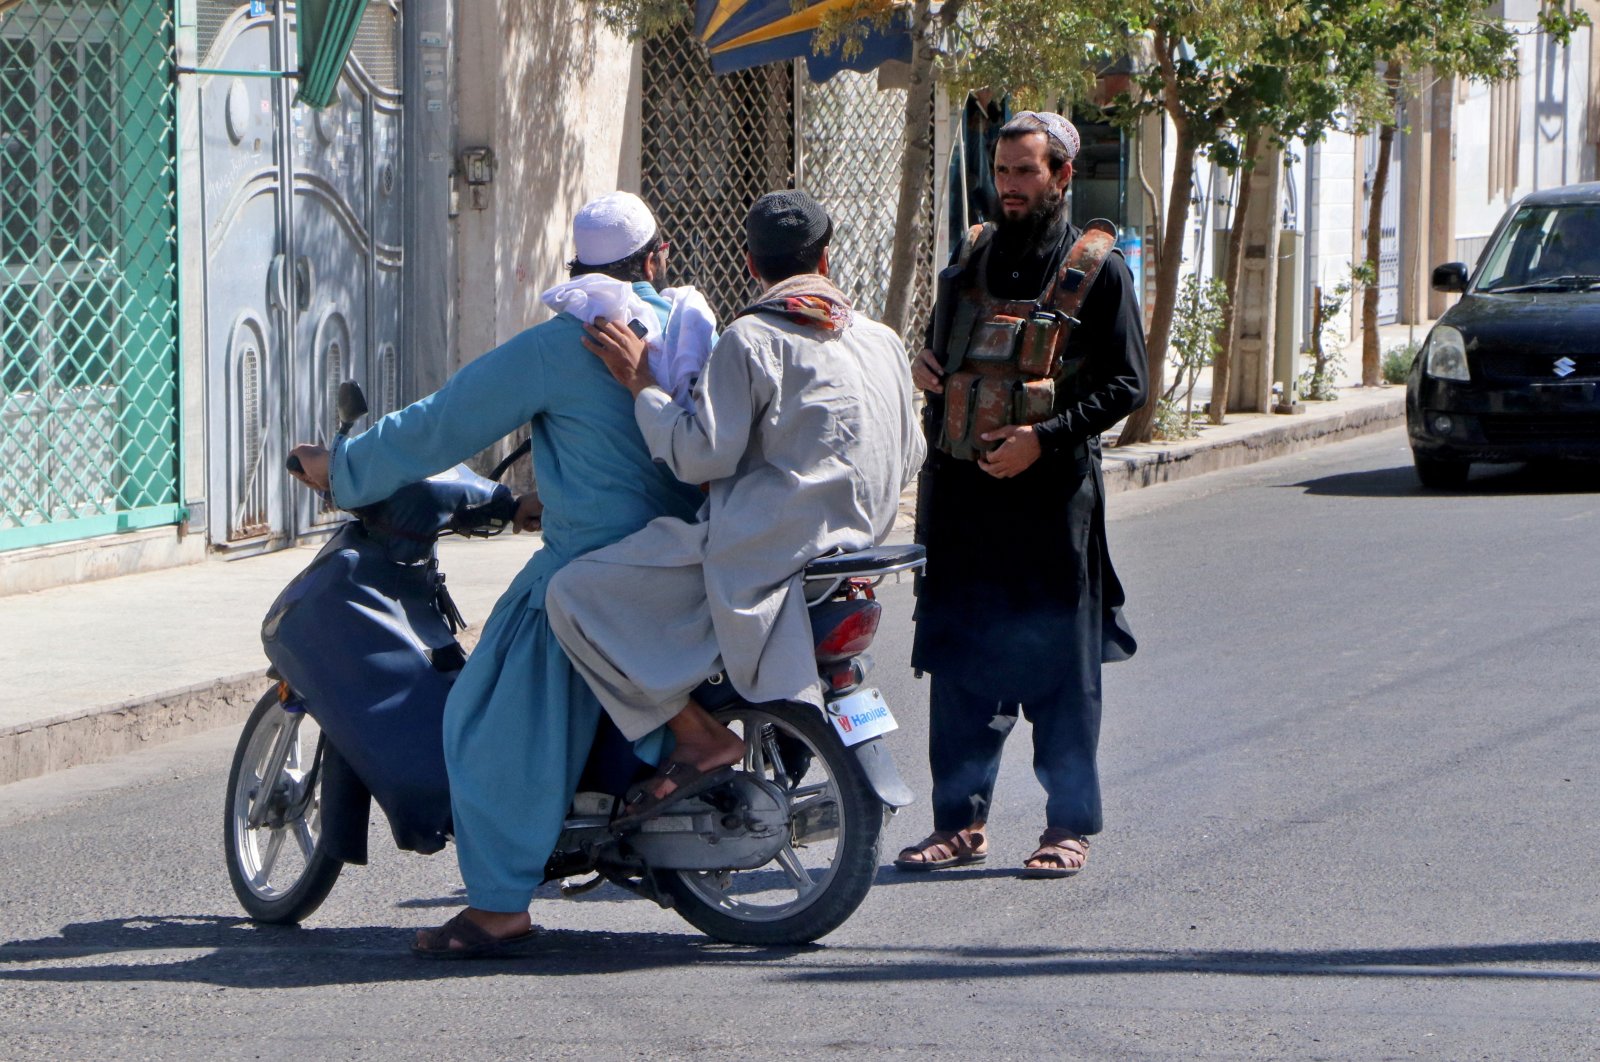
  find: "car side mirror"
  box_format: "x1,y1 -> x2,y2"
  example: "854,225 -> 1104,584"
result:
1432,262 -> 1469,294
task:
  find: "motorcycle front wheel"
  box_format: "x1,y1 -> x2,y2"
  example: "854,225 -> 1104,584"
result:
223,688 -> 342,924
665,703 -> 883,946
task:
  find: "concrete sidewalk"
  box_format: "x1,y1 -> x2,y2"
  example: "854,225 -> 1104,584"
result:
0,384 -> 1405,787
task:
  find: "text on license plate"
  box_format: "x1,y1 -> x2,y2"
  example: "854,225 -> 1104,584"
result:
826,688 -> 897,746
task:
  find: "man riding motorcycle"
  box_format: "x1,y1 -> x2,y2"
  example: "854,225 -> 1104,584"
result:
288,192 -> 703,958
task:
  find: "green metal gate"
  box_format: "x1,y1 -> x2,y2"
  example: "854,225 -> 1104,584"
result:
0,1 -> 181,552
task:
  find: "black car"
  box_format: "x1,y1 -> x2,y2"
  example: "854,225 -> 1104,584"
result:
1407,182 -> 1600,487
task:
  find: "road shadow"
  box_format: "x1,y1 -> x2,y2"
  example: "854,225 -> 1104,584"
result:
1295,461 -> 1600,498
0,914 -> 811,988
771,940 -> 1600,985
874,865 -> 1020,885
5,915 -> 1598,988
400,877 -> 665,908
392,891 -> 467,909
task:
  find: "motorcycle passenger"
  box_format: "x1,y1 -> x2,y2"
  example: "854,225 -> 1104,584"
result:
545,191 -> 924,817
287,192 -> 705,958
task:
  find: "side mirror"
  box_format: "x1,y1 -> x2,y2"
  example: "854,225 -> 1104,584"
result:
335,381 -> 368,434
1431,262 -> 1469,294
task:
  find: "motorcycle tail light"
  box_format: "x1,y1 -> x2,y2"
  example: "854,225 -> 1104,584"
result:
814,601 -> 882,663
822,655 -> 870,693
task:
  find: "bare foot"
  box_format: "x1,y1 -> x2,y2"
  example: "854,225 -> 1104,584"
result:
638,698 -> 744,803
413,906 -> 531,953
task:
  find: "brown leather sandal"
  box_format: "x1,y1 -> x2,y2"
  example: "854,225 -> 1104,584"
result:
1021,828 -> 1089,879
893,826 -> 988,871
411,910 -> 541,960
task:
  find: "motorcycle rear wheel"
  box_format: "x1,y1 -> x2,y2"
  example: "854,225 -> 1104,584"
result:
665,703 -> 883,946
224,688 -> 342,924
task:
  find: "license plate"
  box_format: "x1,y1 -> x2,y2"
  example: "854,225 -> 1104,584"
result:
826,688 -> 897,747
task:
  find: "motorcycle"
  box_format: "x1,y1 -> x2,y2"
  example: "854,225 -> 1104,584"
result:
223,382 -> 924,946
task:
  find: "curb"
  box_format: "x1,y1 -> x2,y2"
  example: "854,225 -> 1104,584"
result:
0,672 -> 268,787
0,626 -> 490,788
1100,394 -> 1405,494
3,401 -> 1403,788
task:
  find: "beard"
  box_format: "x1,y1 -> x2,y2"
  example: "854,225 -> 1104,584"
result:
995,186 -> 1067,246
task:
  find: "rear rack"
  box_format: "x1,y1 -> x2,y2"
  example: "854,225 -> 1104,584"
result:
802,546 -> 926,604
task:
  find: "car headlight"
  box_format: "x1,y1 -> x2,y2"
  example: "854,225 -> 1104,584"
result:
1423,325 -> 1470,382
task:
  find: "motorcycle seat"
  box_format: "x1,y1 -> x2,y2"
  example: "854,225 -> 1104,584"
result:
802,544 -> 926,581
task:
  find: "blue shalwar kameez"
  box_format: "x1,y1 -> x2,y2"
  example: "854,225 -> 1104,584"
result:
328,284 -> 702,912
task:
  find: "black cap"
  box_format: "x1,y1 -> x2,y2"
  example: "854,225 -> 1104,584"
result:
746,191 -> 831,257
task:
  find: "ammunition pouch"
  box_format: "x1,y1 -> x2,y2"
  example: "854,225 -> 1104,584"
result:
932,219 -> 1119,462
942,374 -> 1061,462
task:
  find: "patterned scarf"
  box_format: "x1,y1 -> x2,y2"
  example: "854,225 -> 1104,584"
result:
737,273 -> 854,331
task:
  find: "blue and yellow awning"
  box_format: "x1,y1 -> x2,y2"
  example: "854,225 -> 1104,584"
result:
695,0 -> 912,80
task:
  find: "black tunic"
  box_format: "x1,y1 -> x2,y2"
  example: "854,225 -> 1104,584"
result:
910,216 -> 1148,702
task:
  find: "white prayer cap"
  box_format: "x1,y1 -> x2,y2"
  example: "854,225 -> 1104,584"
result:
573,192 -> 658,266
1002,111 -> 1081,161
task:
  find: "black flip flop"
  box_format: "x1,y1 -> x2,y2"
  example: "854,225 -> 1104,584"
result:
611,762 -> 738,832
411,910 -> 541,960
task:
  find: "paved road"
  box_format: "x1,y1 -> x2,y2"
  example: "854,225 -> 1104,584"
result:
4,429 -> 1599,1060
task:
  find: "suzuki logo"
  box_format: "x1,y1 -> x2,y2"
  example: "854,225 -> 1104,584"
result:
1555,357 -> 1577,378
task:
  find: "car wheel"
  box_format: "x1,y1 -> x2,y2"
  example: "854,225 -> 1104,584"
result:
1413,451 -> 1470,489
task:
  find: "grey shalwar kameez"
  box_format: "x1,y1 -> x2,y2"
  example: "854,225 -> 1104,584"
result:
547,280 -> 924,740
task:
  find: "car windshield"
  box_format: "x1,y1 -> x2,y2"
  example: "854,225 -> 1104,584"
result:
1474,204 -> 1600,292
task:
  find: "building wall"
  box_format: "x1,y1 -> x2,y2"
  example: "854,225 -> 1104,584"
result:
451,1 -> 641,370
1454,19 -> 1594,262
1306,131 -> 1361,349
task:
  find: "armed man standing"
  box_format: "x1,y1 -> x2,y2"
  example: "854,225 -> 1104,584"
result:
898,111 -> 1147,878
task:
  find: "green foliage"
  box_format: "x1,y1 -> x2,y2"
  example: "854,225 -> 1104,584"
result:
1164,273 -> 1227,425
1381,341 -> 1420,384
579,0 -> 688,39
581,0 -> 1586,151
1153,397 -> 1200,440
938,0 -> 1586,163
1301,269 -> 1358,400
1299,357 -> 1343,401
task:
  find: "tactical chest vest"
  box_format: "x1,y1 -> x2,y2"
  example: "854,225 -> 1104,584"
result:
935,219 -> 1118,461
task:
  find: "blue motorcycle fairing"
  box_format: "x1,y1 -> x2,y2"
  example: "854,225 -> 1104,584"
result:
355,464 -> 515,565
262,521 -> 458,854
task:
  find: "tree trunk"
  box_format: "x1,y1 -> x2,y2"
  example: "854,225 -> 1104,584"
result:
1309,283 -> 1326,391
1362,78 -> 1400,387
1209,131 -> 1261,425
1118,82 -> 1194,445
883,0 -> 936,341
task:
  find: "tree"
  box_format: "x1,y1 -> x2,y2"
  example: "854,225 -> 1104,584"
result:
943,0 -> 1300,440
1205,0 -> 1410,422
1342,0 -> 1585,386
847,0 -> 941,339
